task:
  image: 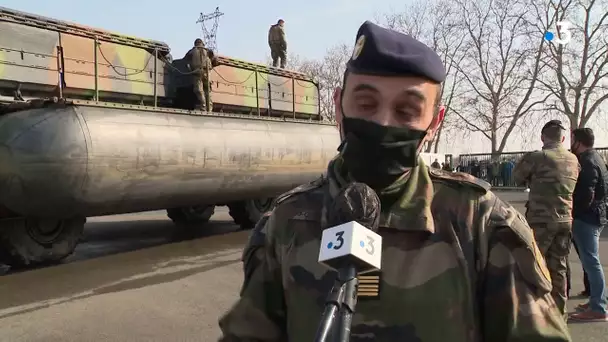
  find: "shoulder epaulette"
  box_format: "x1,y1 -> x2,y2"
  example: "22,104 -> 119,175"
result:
273,175 -> 326,207
428,168 -> 491,193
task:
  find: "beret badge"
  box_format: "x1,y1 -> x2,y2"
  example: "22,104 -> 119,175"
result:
351,35 -> 366,61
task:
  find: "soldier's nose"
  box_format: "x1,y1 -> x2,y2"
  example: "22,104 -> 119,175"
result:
371,112 -> 395,127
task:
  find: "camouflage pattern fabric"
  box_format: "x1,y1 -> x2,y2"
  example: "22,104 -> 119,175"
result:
512,143 -> 580,224
184,46 -> 214,110
268,24 -> 287,49
218,156 -> 571,342
512,143 -> 579,315
193,77 -> 212,111
270,48 -> 287,69
532,221 -> 573,317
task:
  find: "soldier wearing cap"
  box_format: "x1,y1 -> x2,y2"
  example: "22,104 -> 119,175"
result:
218,21 -> 570,341
513,119 -> 580,317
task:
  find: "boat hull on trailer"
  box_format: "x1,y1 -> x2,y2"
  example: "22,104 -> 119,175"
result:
0,102 -> 339,218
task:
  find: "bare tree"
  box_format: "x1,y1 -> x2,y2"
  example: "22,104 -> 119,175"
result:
529,0 -> 608,130
315,44 -> 351,121
376,0 -> 430,40
266,47 -> 350,121
449,0 -> 549,155
377,0 -> 467,153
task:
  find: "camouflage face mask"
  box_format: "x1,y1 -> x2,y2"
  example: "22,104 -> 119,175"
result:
339,116 -> 427,189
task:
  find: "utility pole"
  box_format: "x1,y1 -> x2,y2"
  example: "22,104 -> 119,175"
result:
196,7 -> 224,52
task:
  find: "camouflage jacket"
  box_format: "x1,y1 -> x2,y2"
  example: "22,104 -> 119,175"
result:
219,158 -> 571,342
513,143 -> 580,223
184,46 -> 214,77
268,24 -> 287,49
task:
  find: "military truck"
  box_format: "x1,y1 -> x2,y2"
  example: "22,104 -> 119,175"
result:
0,7 -> 340,268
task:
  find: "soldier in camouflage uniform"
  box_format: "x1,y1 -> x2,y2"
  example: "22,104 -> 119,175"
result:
218,21 -> 571,341
512,120 -> 580,316
184,38 -> 215,111
268,19 -> 287,68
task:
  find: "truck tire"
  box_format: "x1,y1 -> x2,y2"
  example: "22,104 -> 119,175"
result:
0,217 -> 85,268
227,198 -> 274,230
167,205 -> 215,225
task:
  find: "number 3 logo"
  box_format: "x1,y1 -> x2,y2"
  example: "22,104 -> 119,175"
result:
365,235 -> 375,255
333,231 -> 345,250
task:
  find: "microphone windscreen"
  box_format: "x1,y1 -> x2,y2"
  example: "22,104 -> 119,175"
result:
328,182 -> 381,232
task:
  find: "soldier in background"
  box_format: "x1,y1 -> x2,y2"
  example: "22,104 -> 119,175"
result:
513,119 -> 580,316
219,21 -> 570,341
268,19 -> 287,68
442,161 -> 453,171
184,38 -> 217,111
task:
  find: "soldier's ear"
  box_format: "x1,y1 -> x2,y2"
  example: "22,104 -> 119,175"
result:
333,87 -> 344,137
428,105 -> 445,135
333,87 -> 342,121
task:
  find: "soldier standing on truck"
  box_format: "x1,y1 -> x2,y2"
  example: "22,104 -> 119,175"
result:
268,19 -> 287,68
184,38 -> 216,111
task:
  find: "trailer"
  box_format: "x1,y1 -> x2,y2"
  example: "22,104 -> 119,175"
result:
0,7 -> 340,267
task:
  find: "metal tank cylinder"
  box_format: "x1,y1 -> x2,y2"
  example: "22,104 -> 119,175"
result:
0,104 -> 340,218
0,106 -> 88,218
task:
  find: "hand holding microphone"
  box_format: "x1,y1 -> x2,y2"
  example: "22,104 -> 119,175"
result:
314,182 -> 382,342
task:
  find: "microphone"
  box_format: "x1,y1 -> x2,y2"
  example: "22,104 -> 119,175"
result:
318,182 -> 382,274
315,182 -> 382,342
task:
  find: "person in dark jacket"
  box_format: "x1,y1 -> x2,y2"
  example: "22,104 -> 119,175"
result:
569,127 -> 608,322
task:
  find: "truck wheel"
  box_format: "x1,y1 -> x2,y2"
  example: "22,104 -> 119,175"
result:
167,205 -> 215,225
227,198 -> 274,230
0,217 -> 85,268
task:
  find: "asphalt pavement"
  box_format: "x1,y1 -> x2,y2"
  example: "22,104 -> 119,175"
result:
0,192 -> 605,341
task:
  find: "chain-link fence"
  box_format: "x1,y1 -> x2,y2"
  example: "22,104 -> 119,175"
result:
449,148 -> 608,189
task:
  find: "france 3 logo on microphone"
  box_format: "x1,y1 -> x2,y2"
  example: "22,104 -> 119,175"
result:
318,222 -> 382,274
545,21 -> 572,45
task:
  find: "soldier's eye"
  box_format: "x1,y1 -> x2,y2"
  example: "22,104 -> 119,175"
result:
355,98 -> 377,111
395,108 -> 416,119
359,104 -> 375,111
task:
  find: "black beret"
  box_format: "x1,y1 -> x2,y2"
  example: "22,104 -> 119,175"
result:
346,21 -> 446,83
542,119 -> 566,130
